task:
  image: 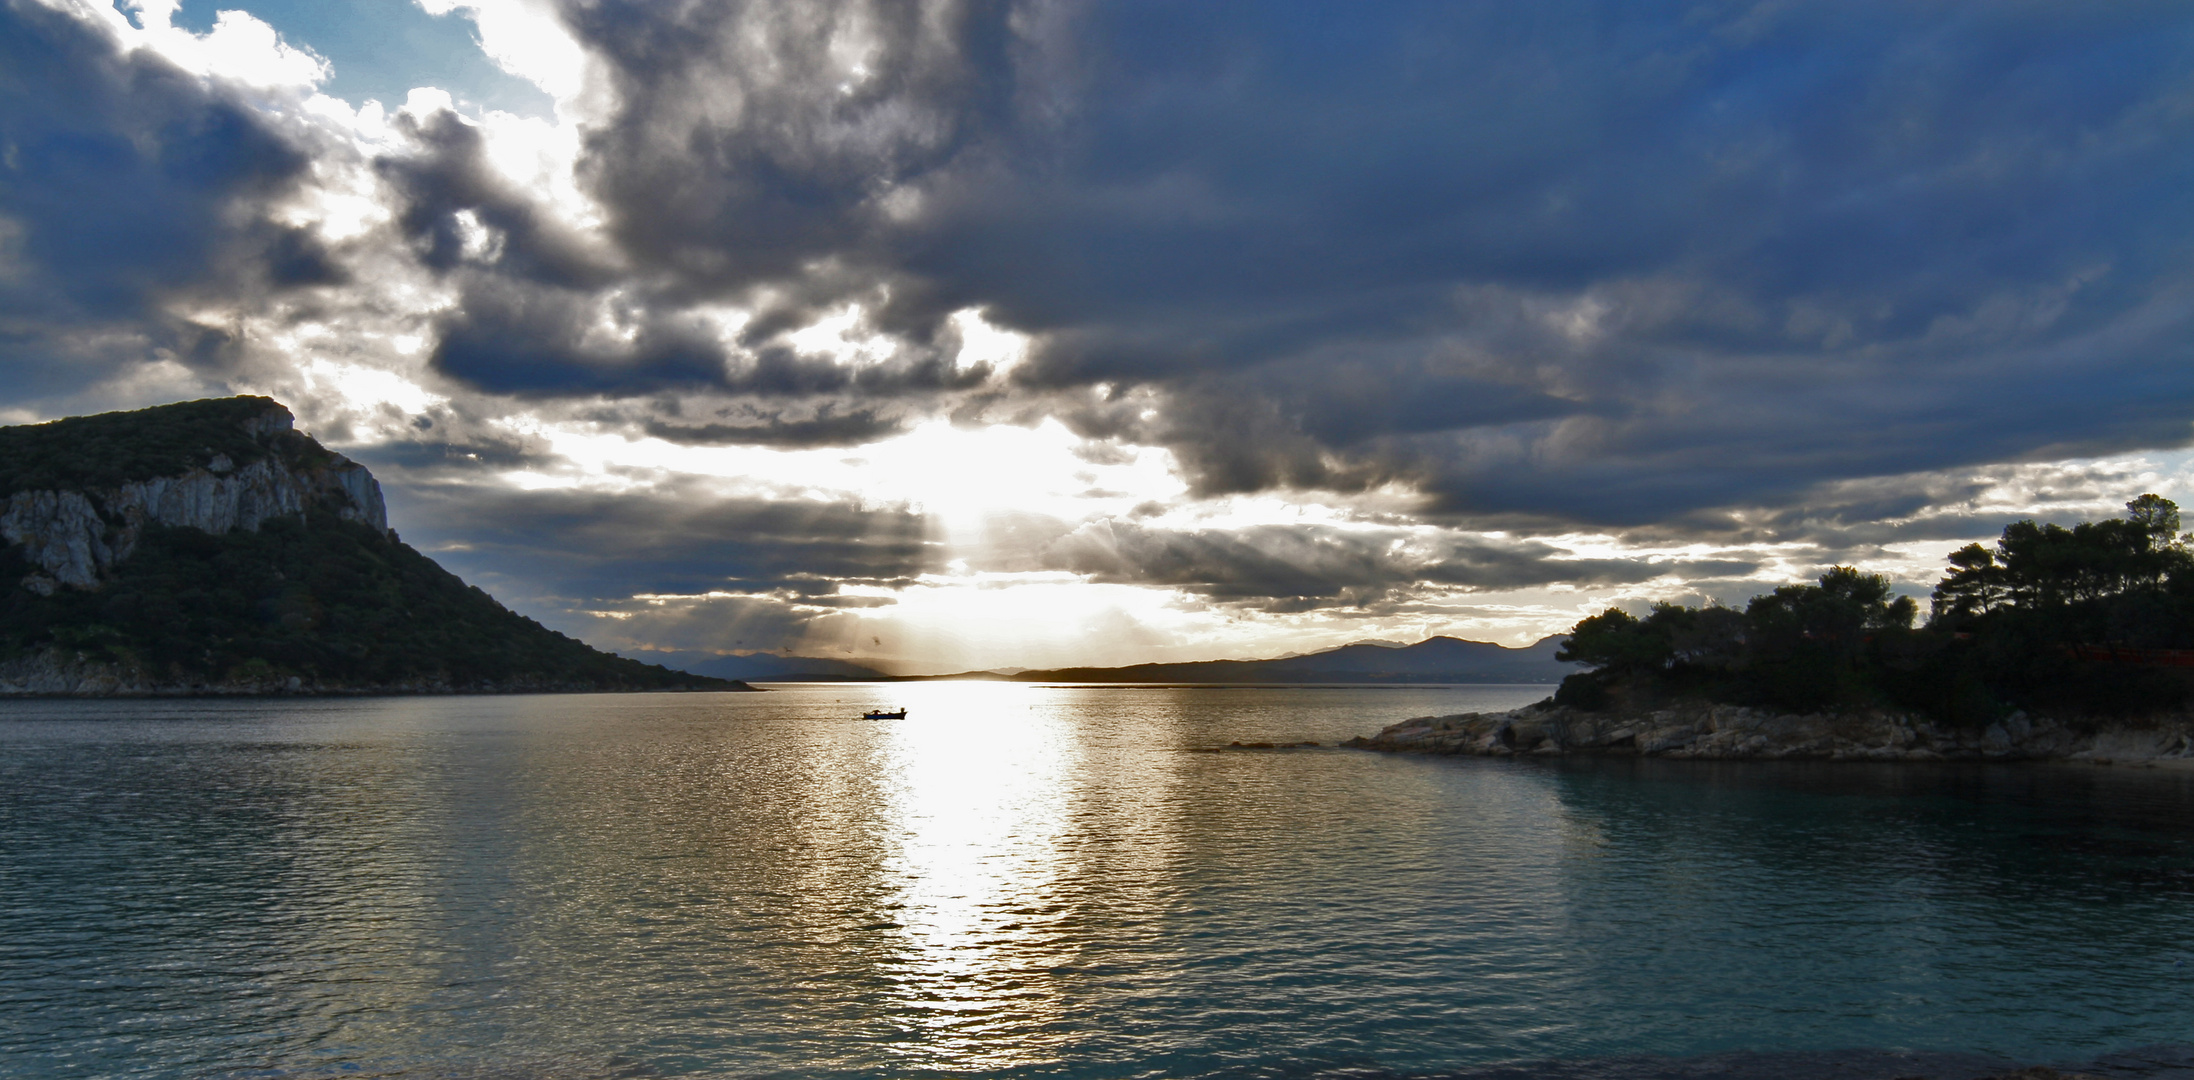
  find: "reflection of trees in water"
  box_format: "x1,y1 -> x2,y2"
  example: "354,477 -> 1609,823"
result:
1536,755 -> 2194,1058
1545,755 -> 2194,903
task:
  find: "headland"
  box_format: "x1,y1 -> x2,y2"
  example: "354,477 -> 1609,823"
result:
0,397 -> 746,696
1350,701 -> 2194,767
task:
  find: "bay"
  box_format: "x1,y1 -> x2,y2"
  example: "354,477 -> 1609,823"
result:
3,683 -> 2193,1079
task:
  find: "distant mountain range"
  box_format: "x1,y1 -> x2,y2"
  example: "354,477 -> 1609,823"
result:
989,635 -> 1571,684
645,651 -> 895,682
664,635 -> 1573,685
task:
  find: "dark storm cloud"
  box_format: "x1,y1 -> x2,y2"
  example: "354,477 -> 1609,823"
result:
423,272 -> 1005,397
1044,518 -> 1754,610
642,407 -> 904,448
1669,463 -> 2175,568
390,481 -> 935,603
505,0 -> 2194,523
0,0 -> 320,395
374,105 -> 609,287
347,426 -> 554,477
9,0 -> 2193,648
427,276 -> 736,395
564,0 -> 1017,298
369,102 -> 762,396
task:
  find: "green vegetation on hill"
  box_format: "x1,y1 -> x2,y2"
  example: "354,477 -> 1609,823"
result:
1554,495 -> 2194,723
0,517 -> 724,690
0,397 -> 737,692
0,396 -> 311,499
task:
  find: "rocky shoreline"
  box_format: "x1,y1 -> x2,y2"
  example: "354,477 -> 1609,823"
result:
0,650 -> 751,697
1347,700 -> 2194,765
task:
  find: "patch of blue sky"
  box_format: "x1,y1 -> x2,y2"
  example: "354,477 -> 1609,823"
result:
150,0 -> 553,117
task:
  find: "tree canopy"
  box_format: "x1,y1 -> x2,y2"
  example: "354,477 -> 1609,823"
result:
1555,495 -> 2194,721
0,396 -> 304,500
0,517 -> 732,690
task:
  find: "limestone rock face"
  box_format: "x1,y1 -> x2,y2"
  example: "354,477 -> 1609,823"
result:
1348,702 -> 2194,766
0,396 -> 747,698
0,404 -> 388,589
1,490 -> 110,590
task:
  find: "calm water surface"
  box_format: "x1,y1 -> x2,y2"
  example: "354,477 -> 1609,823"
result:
4,683 -> 2194,1079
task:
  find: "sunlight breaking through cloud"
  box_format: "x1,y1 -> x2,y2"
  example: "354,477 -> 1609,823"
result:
4,0 -> 2194,670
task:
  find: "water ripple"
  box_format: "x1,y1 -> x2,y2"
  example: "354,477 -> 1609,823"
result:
4,685 -> 2194,1078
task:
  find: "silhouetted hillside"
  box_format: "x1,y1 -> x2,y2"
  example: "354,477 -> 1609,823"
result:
0,397 -> 745,695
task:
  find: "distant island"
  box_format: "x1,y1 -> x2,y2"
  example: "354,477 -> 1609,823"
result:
642,651 -> 905,683
965,635 -> 1568,684
656,634 -> 1569,685
0,397 -> 746,696
1356,496 -> 2194,765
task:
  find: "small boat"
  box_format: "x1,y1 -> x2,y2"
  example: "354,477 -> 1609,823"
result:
862,708 -> 907,720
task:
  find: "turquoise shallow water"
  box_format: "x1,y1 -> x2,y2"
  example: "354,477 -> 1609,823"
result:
3,683 -> 2194,1079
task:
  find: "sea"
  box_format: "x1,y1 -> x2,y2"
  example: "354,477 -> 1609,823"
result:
4,682 -> 2194,1080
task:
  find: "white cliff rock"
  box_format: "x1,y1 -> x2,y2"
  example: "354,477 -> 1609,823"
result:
0,405 -> 387,589
0,396 -> 746,698
0,490 -> 112,588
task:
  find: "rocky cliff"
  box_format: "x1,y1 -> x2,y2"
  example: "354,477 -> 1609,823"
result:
1350,702 -> 2194,766
0,401 -> 385,594
0,396 -> 743,696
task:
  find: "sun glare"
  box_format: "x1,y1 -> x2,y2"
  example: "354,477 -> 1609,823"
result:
509,415 -> 1182,518
874,681 -> 1077,1066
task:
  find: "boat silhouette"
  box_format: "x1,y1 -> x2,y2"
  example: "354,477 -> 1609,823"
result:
861,708 -> 907,720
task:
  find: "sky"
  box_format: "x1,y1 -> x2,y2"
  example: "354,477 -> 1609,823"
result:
4,0 -> 2194,674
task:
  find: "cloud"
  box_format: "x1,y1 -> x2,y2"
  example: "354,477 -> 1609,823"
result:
506,0 -> 2194,521
369,477 -> 937,656
374,104 -> 609,286
392,481 -> 935,603
1039,517 -> 1755,612
567,0 -> 1015,297
8,0 -> 2194,666
642,407 -> 904,448
28,0 -> 2186,525
0,0 -> 324,396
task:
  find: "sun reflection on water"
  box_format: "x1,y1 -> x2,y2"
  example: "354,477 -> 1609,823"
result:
867,682 -> 1082,1070
11,689 -> 2194,1078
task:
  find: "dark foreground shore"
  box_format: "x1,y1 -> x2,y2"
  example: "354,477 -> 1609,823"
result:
0,650 -> 750,696
1349,700 -> 2194,766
